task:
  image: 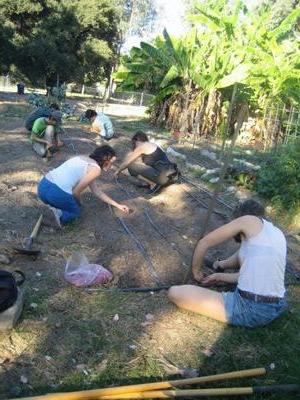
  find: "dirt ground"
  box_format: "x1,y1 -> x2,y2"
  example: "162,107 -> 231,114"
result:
0,93 -> 236,289
0,92 -> 299,399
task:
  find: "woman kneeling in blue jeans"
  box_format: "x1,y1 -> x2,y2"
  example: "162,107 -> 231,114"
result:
168,199 -> 287,328
38,145 -> 129,227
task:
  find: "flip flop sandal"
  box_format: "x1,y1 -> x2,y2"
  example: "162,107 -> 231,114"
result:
136,182 -> 151,189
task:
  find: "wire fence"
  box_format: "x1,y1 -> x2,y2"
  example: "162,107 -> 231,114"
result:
66,83 -> 154,107
110,91 -> 154,107
263,104 -> 300,147
1,75 -> 298,147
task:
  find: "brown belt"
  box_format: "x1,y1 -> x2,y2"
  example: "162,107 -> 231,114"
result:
238,289 -> 282,304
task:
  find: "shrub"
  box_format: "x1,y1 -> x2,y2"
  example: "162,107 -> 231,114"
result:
255,139 -> 300,214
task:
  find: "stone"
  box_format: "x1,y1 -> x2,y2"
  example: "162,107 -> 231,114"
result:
0,288 -> 24,331
113,314 -> 119,322
205,168 -> 220,175
186,162 -> 206,173
0,254 -> 11,264
209,177 -> 219,184
166,147 -> 186,160
226,186 -> 236,193
20,375 -> 28,384
145,313 -> 154,321
200,149 -> 217,160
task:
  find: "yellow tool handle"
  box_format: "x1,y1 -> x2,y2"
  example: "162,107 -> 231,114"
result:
30,214 -> 43,239
10,367 -> 265,399
99,387 -> 254,398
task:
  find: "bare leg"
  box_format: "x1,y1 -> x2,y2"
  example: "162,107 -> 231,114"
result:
136,174 -> 156,189
168,285 -> 228,323
44,126 -> 58,157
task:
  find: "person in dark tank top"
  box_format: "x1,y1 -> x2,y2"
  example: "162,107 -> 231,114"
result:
115,131 -> 180,195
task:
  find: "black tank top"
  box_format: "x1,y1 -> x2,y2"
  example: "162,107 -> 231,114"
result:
142,146 -> 170,167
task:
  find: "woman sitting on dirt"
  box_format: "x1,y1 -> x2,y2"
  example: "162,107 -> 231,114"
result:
115,131 -> 180,195
38,145 -> 130,228
168,199 -> 287,328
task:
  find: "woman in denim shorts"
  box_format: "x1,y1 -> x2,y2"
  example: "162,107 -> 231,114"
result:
168,199 -> 287,328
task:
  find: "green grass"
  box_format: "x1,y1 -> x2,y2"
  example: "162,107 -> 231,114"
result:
1,100 -> 300,400
5,284 -> 299,400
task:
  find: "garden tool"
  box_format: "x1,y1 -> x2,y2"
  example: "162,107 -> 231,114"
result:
13,214 -> 43,256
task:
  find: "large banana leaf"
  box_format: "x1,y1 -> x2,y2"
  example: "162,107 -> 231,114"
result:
271,8 -> 300,40
162,29 -> 182,68
217,64 -> 249,88
124,62 -> 153,74
140,42 -> 170,67
160,65 -> 180,88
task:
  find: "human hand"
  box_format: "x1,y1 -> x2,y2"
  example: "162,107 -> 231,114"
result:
192,269 -> 204,283
114,170 -> 120,178
117,204 -> 130,213
201,273 -> 224,286
56,140 -> 64,148
212,260 -> 224,272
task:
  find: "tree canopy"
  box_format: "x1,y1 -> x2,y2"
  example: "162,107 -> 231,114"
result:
0,0 -> 120,85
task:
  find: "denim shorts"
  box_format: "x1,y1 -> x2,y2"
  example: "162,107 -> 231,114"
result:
223,288 -> 287,328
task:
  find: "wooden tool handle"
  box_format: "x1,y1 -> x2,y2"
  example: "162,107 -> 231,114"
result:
10,367 -> 266,400
30,214 -> 43,239
100,387 -> 254,398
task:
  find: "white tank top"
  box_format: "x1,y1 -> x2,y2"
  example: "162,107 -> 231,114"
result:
238,219 -> 286,297
46,156 -> 100,194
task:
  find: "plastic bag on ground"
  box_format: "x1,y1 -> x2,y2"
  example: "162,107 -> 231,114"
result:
64,252 -> 113,287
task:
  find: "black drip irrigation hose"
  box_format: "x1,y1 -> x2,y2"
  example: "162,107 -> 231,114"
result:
114,176 -> 188,265
181,176 -> 234,211
181,181 -> 228,218
142,207 -> 188,262
62,128 -> 79,155
86,285 -> 170,293
108,204 -> 162,286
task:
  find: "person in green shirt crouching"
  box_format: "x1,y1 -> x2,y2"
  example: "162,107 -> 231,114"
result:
30,110 -> 64,158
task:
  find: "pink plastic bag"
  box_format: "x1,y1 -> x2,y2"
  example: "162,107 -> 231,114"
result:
64,252 -> 113,287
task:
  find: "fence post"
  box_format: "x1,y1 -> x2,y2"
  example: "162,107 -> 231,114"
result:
140,92 -> 144,106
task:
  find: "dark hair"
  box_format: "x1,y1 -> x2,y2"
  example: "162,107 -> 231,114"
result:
85,109 -> 97,120
132,131 -> 148,149
89,145 -> 116,168
232,199 -> 265,219
50,103 -> 60,110
232,199 -> 265,243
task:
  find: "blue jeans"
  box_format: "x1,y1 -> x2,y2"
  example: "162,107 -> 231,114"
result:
38,177 -> 81,223
223,287 -> 287,328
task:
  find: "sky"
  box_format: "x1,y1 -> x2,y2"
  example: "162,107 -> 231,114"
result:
122,0 -> 187,52
123,0 -> 262,52
154,0 -> 188,36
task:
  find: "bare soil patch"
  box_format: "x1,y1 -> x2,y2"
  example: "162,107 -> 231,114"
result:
0,93 -> 299,399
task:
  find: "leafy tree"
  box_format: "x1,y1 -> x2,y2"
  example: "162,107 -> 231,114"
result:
0,0 -> 120,85
115,0 -> 300,135
255,139 -> 300,222
255,0 -> 300,31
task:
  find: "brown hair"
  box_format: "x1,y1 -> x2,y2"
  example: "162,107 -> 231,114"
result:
89,145 -> 116,168
232,199 -> 265,219
232,199 -> 265,243
131,131 -> 149,149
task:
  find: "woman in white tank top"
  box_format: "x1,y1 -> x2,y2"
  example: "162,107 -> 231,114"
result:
38,145 -> 129,227
168,199 -> 287,328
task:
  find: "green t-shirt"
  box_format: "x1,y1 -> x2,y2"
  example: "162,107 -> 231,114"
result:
30,117 -> 48,142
